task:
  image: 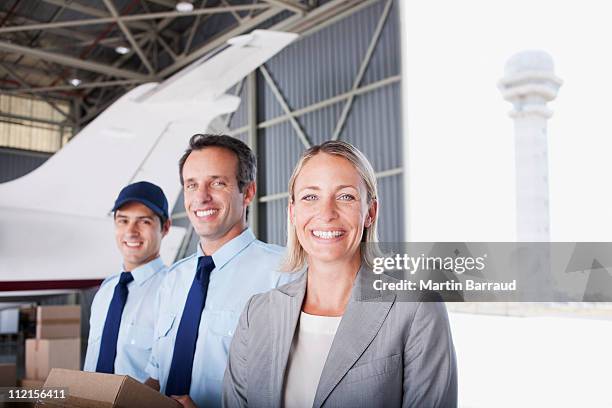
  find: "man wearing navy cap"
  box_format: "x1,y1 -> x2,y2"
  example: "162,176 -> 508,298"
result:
84,181 -> 171,382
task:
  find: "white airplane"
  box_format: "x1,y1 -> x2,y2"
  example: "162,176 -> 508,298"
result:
0,30 -> 297,298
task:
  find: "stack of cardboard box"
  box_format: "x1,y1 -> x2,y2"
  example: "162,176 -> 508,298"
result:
23,305 -> 81,386
0,362 -> 17,386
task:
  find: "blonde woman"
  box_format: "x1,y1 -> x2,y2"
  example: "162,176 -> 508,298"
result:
223,141 -> 457,408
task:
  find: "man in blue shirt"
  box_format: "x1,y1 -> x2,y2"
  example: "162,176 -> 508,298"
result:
84,181 -> 171,381
145,135 -> 293,408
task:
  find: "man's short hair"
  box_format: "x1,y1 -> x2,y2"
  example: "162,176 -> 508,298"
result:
178,134 -> 256,192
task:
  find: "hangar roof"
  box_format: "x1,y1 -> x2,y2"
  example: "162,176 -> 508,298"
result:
0,0 -> 369,127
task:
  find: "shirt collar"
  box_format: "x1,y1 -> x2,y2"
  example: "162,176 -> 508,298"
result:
123,256 -> 165,286
197,228 -> 256,271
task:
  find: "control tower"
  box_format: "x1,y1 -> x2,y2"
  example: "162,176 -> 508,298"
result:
498,51 -> 563,242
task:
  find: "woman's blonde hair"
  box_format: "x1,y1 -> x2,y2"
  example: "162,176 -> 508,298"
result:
282,140 -> 379,272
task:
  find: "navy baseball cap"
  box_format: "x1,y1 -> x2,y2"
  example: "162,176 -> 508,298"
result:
112,181 -> 169,221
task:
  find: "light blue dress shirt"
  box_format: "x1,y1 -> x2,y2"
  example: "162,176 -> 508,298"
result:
146,228 -> 294,408
84,257 -> 167,381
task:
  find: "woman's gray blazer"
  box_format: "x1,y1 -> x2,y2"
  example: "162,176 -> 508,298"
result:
222,266 -> 457,408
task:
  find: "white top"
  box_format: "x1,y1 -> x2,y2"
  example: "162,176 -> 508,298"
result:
283,312 -> 343,408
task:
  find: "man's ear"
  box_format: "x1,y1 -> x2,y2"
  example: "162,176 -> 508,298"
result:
243,181 -> 257,207
161,218 -> 172,237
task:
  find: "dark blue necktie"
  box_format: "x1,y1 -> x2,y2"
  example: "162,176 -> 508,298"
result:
96,271 -> 134,374
165,256 -> 215,396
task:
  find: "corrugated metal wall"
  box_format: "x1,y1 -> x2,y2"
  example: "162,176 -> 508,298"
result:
233,0 -> 403,245
0,94 -> 72,153
171,0 -> 404,256
0,148 -> 51,183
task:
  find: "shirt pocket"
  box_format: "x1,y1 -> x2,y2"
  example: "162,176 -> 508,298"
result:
206,310 -> 239,337
202,310 -> 239,381
88,323 -> 103,344
342,354 -> 402,385
126,324 -> 155,351
156,313 -> 176,339
84,324 -> 103,371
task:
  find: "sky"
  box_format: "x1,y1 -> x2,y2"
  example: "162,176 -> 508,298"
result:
398,3 -> 612,405
400,0 -> 612,242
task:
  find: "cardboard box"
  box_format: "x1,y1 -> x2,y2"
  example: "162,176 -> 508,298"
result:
20,378 -> 46,388
36,369 -> 181,408
36,306 -> 81,339
0,362 -> 17,386
16,379 -> 50,408
26,338 -> 81,381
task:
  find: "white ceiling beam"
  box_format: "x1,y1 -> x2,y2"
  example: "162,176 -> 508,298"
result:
262,0 -> 308,15
1,79 -> 145,94
102,0 -> 156,74
39,0 -> 153,32
0,12 -> 97,43
0,4 -> 271,34
0,41 -> 152,80
158,6 -> 284,77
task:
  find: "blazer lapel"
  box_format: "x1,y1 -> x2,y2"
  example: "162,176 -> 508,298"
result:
269,272 -> 306,408
312,266 -> 396,408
